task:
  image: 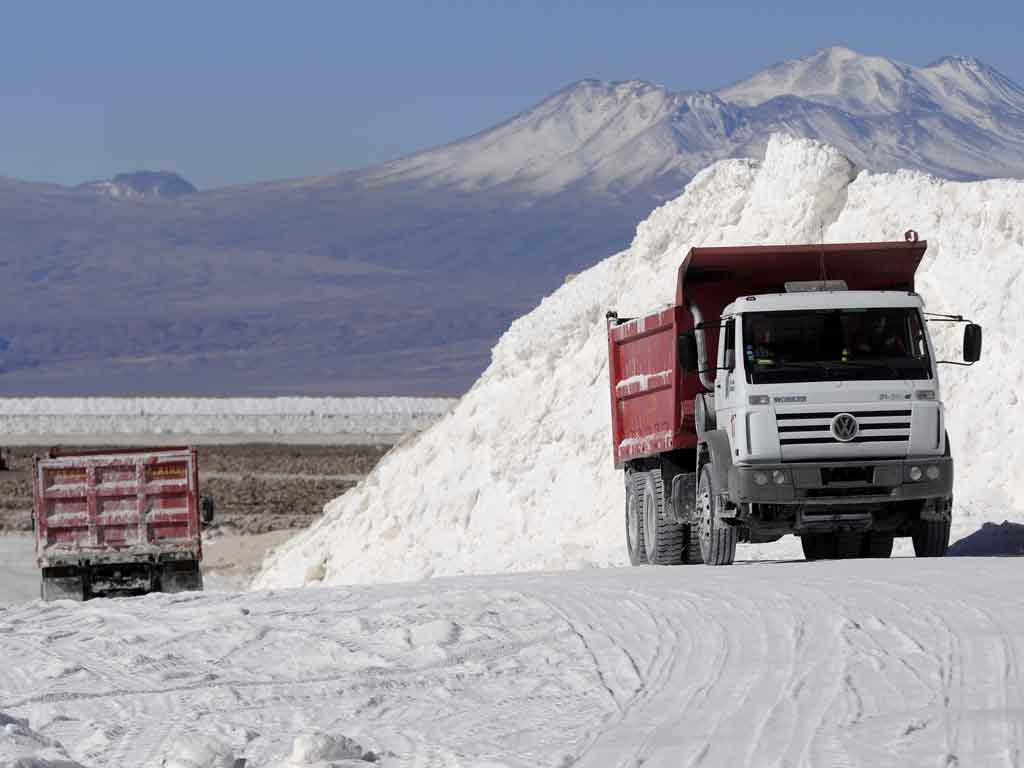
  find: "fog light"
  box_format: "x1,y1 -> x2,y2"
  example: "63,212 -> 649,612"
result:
926,465 -> 941,480
754,471 -> 769,486
909,466 -> 923,481
772,470 -> 787,485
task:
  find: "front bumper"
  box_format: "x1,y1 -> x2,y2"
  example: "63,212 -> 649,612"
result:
731,457 -> 953,506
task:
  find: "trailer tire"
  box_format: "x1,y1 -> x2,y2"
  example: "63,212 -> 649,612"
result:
863,533 -> 894,558
160,561 -> 204,593
697,464 -> 737,566
913,519 -> 950,557
625,470 -> 647,566
640,468 -> 685,565
40,569 -> 86,602
800,533 -> 834,561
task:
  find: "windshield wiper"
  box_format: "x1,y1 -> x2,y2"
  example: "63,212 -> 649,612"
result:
834,359 -> 922,378
757,361 -> 833,378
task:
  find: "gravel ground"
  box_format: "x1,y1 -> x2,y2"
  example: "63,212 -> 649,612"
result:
0,443 -> 390,534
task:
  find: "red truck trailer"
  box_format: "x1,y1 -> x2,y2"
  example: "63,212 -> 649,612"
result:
33,447 -> 214,600
607,235 -> 982,566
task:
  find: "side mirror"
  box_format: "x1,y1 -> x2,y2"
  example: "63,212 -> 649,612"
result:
201,496 -> 215,525
678,333 -> 698,372
963,323 -> 982,363
723,349 -> 735,371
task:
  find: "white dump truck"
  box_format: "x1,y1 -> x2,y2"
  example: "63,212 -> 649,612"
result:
606,233 -> 982,565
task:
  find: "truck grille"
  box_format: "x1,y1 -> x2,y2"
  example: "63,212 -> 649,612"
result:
776,409 -> 911,446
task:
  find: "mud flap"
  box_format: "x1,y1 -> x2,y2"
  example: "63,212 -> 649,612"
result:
670,472 -> 697,524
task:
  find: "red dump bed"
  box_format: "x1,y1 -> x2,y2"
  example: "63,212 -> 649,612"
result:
608,239 -> 927,467
33,447 -> 203,568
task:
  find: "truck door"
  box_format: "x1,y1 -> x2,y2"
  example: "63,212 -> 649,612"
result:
714,317 -> 741,450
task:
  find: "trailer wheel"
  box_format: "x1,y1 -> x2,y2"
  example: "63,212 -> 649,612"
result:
696,464 -> 737,566
160,561 -> 205,593
863,533 -> 894,558
40,568 -> 86,602
800,533 -> 834,561
912,519 -> 950,557
640,468 -> 684,565
625,470 -> 647,566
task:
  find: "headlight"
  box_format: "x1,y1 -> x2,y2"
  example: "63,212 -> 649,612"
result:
753,471 -> 769,486
926,465 -> 941,480
772,470 -> 787,485
748,395 -> 770,405
909,466 -> 923,481
915,390 -> 936,400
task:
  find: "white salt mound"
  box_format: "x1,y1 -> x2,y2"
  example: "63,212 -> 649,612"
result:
255,134 -> 1024,589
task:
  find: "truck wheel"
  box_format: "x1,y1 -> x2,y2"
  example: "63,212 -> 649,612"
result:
682,524 -> 702,565
40,569 -> 86,602
835,532 -> 864,559
800,533 -> 834,561
696,464 -> 737,566
160,561 -> 205,593
625,470 -> 647,566
863,534 -> 894,558
912,519 -> 950,557
641,468 -> 684,565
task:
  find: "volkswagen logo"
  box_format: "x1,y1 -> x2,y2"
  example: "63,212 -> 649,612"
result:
831,413 -> 859,442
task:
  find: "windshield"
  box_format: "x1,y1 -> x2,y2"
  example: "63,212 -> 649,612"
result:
742,308 -> 932,383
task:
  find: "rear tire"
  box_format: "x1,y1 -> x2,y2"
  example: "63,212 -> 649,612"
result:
682,523 -> 702,564
40,569 -> 86,602
913,519 -> 950,557
835,532 -> 864,559
800,533 -> 834,561
625,470 -> 647,566
863,533 -> 894,558
641,468 -> 684,565
696,464 -> 737,566
160,561 -> 204,593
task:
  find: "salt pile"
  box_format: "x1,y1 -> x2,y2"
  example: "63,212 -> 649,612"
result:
255,134 -> 1024,589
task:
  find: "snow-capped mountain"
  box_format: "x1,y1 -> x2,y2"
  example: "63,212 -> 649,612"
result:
1,47 -> 1023,397
78,170 -> 196,199
366,46 -> 1024,195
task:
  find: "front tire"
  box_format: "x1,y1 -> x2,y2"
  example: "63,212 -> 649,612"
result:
913,519 -> 950,557
696,464 -> 737,566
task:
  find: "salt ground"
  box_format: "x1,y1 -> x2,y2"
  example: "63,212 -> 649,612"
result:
1,557 -> 1022,766
256,134 -> 1024,590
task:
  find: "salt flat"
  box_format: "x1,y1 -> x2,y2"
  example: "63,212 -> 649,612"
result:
1,557 -> 1022,767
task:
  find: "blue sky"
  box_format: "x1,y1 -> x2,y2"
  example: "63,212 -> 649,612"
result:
2,0 -> 1020,189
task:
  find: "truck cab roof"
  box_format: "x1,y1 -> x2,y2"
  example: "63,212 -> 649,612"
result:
723,290 -> 925,316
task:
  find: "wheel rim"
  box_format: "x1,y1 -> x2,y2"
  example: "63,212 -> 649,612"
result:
697,473 -> 713,550
643,487 -> 657,561
626,488 -> 640,555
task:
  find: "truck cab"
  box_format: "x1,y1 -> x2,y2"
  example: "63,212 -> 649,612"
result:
705,286 -> 970,560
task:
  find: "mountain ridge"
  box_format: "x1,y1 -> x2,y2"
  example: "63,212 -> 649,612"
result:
1,47 -> 1023,395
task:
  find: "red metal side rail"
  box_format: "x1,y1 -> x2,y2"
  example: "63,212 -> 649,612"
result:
608,307 -> 700,469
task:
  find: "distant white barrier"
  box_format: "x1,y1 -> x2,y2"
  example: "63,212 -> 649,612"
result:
0,397 -> 456,437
